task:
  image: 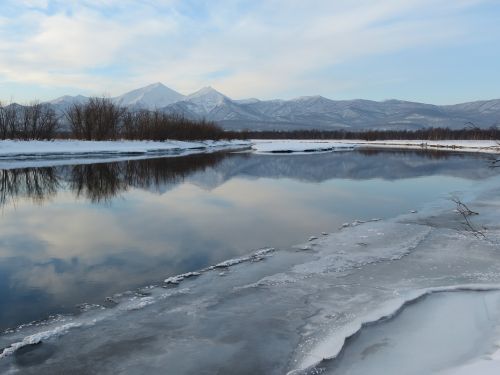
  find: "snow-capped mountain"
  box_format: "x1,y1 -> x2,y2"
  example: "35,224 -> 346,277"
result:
164,86 -> 266,122
112,82 -> 185,109
44,83 -> 500,131
185,86 -> 228,113
48,94 -> 89,114
49,94 -> 89,106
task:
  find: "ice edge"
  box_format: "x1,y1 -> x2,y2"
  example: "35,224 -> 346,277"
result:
287,284 -> 500,375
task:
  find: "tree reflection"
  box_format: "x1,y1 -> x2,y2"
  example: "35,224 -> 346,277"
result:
70,162 -> 127,203
0,167 -> 60,206
0,152 -> 231,206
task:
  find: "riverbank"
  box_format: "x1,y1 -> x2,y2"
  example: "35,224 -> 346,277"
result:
251,139 -> 500,154
0,139 -> 251,157
0,139 -> 498,161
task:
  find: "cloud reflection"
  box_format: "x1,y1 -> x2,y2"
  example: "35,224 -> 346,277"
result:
0,150 -> 498,330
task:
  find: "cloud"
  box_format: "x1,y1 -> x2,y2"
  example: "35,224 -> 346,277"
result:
0,0 -> 497,100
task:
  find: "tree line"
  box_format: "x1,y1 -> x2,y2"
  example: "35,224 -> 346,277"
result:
1,97 -> 499,141
243,126 -> 500,141
66,97 -> 230,141
0,102 -> 58,140
0,97 -> 232,141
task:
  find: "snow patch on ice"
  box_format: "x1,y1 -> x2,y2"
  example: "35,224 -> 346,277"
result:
290,284 -> 500,375
339,218 -> 382,230
121,297 -> 156,311
164,272 -> 201,285
208,247 -> 276,269
0,322 -> 88,359
292,222 -> 431,276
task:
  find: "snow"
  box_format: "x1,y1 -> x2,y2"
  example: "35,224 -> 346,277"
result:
0,139 -> 497,166
185,86 -> 229,114
0,322 -> 84,359
162,248 -> 275,285
301,289 -> 500,375
208,247 -> 275,269
251,139 -> 500,154
0,139 -> 250,168
48,94 -> 88,106
164,272 -> 201,285
346,139 -> 500,153
290,221 -> 431,276
251,140 -> 357,154
440,358 -> 500,375
113,82 -> 185,109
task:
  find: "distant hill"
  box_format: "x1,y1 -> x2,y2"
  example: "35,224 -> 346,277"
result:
43,83 -> 500,131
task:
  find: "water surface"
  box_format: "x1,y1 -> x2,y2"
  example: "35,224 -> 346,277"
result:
0,149 -> 497,330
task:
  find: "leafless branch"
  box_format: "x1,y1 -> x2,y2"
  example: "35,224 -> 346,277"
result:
450,195 -> 485,239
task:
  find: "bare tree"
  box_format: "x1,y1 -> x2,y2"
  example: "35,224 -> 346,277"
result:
16,102 -> 59,140
66,102 -> 86,139
0,102 -> 18,139
120,109 -> 227,141
66,97 -> 124,140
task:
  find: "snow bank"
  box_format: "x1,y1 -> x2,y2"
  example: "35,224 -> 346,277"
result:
251,140 -> 356,154
291,285 -> 500,374
252,139 -> 500,155
0,139 -> 250,158
348,139 -> 500,154
2,139 -> 497,165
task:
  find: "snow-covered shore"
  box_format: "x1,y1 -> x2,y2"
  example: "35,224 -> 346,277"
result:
0,139 -> 251,169
347,139 -> 500,153
0,139 -> 250,158
0,139 -> 498,164
251,139 -> 500,154
251,140 -> 356,154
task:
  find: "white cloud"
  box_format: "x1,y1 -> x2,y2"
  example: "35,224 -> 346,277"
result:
0,0 -> 495,100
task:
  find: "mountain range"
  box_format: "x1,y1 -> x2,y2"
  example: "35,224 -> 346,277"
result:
46,82 -> 500,131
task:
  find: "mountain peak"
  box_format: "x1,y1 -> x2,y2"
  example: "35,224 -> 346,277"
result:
188,86 -> 227,99
49,94 -> 88,106
184,86 -> 230,114
114,83 -> 185,109
146,82 -> 167,89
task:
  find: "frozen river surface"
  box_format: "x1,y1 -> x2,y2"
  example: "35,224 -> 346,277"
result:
1,149 -> 500,374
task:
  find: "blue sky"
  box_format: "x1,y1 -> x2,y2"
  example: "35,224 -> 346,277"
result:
0,0 -> 499,104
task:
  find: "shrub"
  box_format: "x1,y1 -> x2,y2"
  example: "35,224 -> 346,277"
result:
66,97 -> 124,140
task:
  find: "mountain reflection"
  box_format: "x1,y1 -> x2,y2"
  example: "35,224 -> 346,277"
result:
357,149 -> 460,159
0,149 -> 496,207
0,152 -> 232,206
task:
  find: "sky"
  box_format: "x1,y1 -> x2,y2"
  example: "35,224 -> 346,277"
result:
0,0 -> 499,104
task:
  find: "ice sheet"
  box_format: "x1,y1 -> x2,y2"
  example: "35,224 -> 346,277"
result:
305,290 -> 500,375
1,168 -> 500,374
